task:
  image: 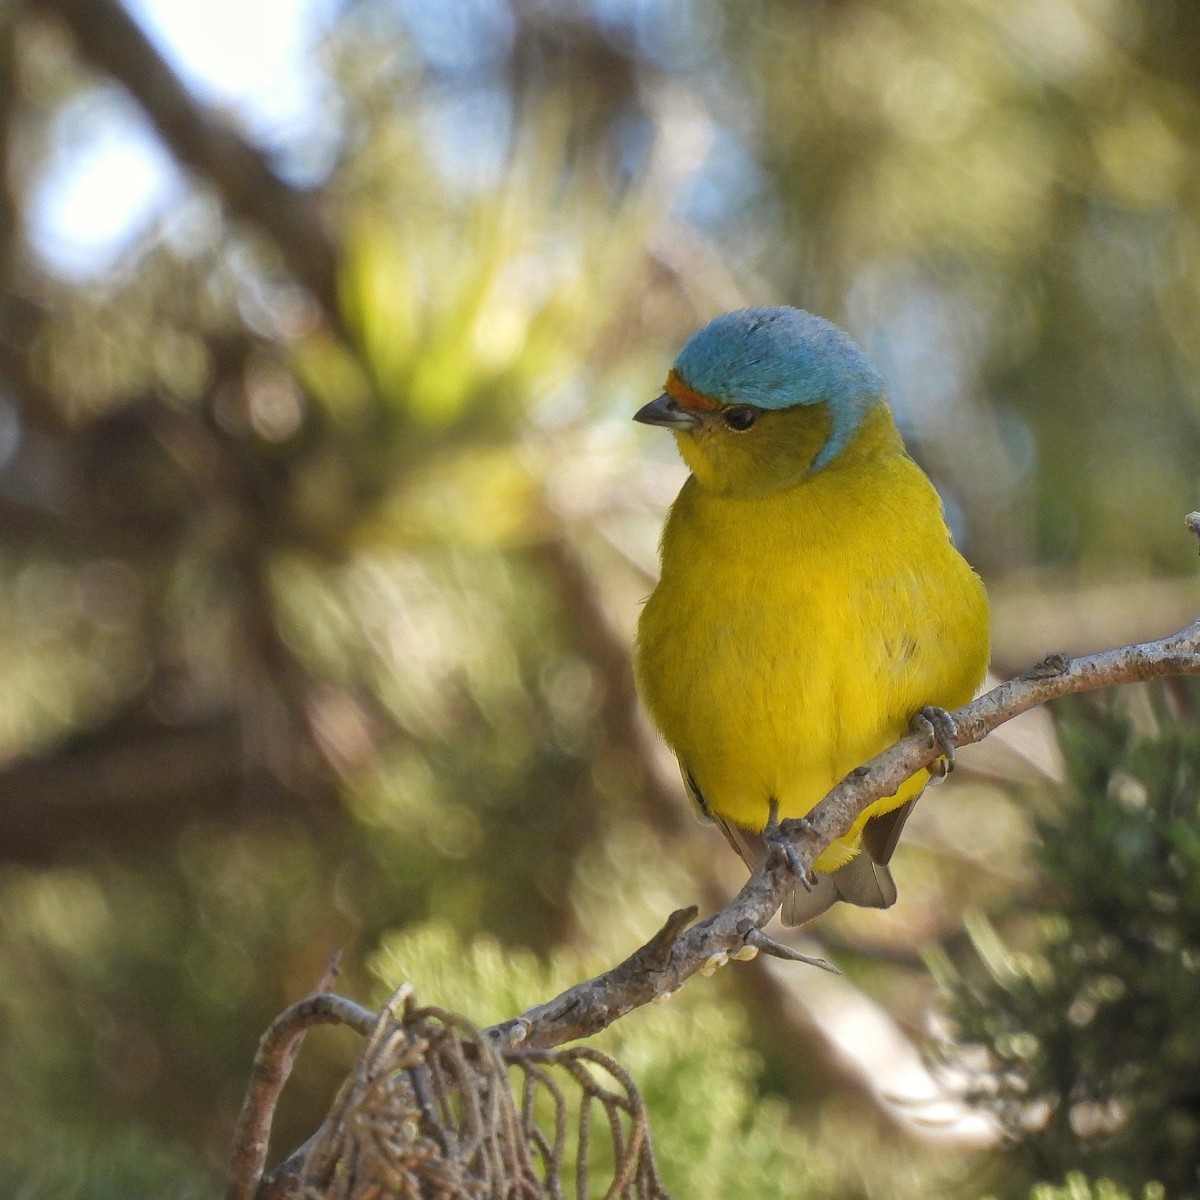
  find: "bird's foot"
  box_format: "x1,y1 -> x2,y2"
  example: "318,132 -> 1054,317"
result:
911,705 -> 958,783
763,799 -> 815,891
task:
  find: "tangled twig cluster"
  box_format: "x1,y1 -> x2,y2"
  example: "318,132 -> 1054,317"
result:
237,986 -> 668,1200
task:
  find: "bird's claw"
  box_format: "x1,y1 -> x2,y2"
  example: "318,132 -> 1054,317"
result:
763,799 -> 815,891
912,705 -> 958,782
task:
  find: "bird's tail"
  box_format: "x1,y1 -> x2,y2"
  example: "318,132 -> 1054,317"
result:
782,853 -> 897,925
698,764 -> 920,926
781,793 -> 920,924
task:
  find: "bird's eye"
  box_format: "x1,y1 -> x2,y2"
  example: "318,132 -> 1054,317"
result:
722,406 -> 758,432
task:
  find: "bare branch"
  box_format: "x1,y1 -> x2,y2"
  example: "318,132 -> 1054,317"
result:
742,926 -> 838,972
485,603 -> 1200,1052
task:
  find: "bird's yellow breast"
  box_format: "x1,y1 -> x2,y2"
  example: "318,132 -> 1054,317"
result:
634,404 -> 990,871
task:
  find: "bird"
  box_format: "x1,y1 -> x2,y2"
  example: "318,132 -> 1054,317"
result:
633,306 -> 990,924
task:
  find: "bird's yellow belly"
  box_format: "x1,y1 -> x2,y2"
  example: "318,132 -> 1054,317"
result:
635,466 -> 989,871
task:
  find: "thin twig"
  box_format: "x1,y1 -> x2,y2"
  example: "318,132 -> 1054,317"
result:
742,926 -> 838,973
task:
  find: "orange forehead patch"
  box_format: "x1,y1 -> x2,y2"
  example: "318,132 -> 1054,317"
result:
664,370 -> 721,412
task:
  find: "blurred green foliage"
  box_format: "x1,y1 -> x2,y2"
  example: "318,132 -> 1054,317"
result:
1021,1176 -> 1165,1200
2,0 -> 1200,1197
0,1131 -> 207,1200
934,683 -> 1200,1198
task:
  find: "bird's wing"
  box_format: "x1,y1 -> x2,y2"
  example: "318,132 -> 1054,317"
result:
713,813 -> 764,871
682,765 -> 759,867
782,797 -> 921,924
782,867 -> 861,926
782,854 -> 896,924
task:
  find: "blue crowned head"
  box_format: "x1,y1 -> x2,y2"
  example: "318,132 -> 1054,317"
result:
672,306 -> 886,472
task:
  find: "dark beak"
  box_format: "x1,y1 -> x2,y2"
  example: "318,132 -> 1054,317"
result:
633,394 -> 701,431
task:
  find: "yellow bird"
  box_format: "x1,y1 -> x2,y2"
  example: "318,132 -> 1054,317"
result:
633,307 -> 990,923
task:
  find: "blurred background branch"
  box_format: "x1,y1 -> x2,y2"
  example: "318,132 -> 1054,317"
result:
21,0 -> 341,315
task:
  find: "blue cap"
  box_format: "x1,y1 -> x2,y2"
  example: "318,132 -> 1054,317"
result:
673,306 -> 886,471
